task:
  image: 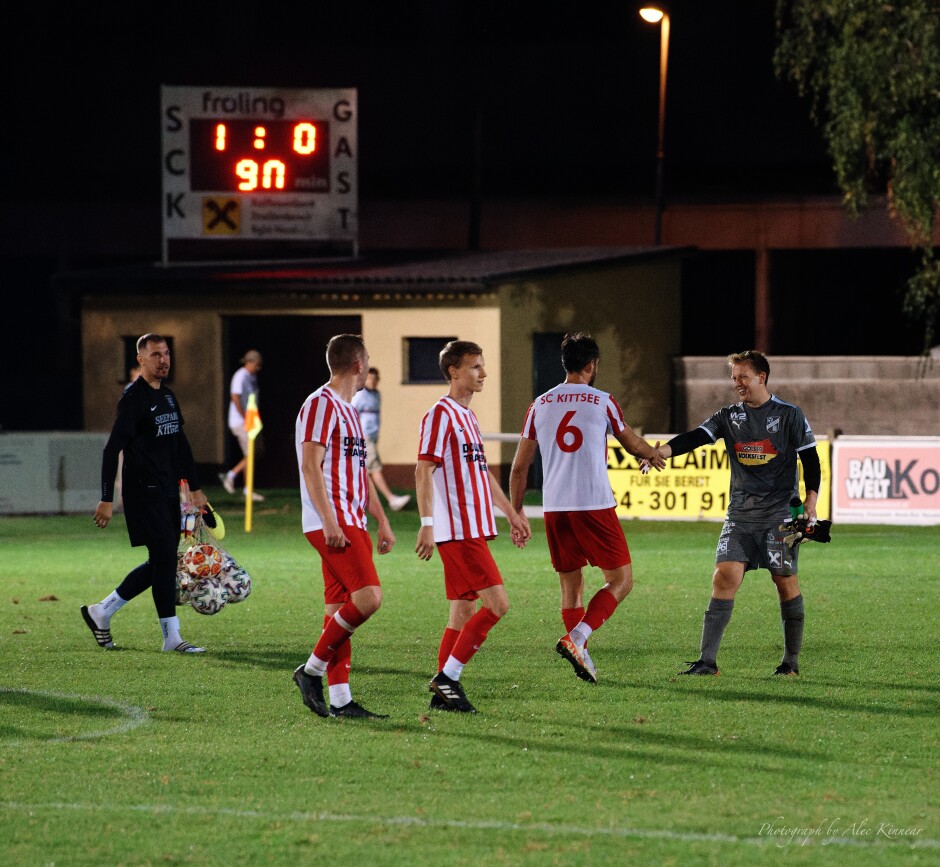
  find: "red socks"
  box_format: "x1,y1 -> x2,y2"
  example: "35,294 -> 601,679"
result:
451,607 -> 501,665
312,601 -> 367,662
584,588 -> 618,631
562,606 -> 585,633
437,627 -> 461,672
323,615 -> 352,685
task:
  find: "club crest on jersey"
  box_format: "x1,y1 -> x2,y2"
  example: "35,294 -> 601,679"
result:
766,416 -> 781,433
165,395 -> 176,409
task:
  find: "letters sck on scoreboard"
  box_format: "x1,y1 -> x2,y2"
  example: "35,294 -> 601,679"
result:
161,86 -> 357,259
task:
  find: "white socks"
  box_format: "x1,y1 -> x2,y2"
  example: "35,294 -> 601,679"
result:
93,592 -> 127,626
329,684 -> 352,707
305,653 -> 328,676
570,623 -> 593,648
442,656 -> 465,681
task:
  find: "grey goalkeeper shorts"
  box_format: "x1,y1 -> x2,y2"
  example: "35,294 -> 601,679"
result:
715,519 -> 799,576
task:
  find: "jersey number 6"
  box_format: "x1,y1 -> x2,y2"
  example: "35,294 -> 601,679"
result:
555,410 -> 584,453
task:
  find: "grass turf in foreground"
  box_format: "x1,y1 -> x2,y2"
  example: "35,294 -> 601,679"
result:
1,490 -> 938,865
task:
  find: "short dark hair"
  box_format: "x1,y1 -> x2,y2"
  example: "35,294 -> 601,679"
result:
368,367 -> 379,376
728,349 -> 770,382
137,333 -> 166,353
560,332 -> 599,373
326,334 -> 366,373
439,340 -> 483,381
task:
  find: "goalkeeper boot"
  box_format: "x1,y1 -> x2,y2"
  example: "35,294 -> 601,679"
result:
293,664 -> 329,717
774,661 -> 799,676
556,633 -> 597,683
678,659 -> 720,676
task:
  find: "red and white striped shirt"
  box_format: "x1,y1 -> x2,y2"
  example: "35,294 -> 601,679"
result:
521,383 -> 626,511
418,396 -> 496,543
295,385 -> 369,533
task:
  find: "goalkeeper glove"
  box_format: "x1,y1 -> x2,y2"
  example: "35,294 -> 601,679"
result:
778,517 -> 832,547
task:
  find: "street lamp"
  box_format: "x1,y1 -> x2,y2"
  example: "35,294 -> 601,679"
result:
640,6 -> 670,246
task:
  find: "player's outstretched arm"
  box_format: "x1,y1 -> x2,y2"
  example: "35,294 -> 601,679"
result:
615,426 -> 666,471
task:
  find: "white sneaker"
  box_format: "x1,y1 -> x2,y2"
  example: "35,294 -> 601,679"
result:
389,494 -> 411,512
243,489 -> 265,502
219,472 -> 236,494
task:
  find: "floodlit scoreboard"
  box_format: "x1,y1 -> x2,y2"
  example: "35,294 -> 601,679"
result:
161,86 -> 357,262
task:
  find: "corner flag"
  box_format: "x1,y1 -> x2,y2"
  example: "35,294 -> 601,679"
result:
244,393 -> 263,532
244,393 -> 263,440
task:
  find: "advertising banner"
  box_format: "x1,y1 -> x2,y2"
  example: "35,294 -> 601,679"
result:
831,437 -> 940,525
608,435 -> 831,521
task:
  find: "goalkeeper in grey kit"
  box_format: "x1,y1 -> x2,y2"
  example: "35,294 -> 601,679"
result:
645,350 -> 830,677
82,333 -> 209,653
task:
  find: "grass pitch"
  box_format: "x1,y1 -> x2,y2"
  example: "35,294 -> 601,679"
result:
1,488 -> 938,865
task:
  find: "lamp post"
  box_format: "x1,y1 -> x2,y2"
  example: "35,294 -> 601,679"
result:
640,6 -> 670,246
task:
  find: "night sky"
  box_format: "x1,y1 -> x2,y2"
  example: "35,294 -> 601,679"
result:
17,0 -> 833,207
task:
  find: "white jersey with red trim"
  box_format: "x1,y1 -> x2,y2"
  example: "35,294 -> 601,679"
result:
521,382 -> 625,511
418,396 -> 497,543
295,385 -> 369,533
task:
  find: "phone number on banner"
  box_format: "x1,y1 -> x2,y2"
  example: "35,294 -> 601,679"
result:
607,436 -> 831,521
607,438 -> 730,520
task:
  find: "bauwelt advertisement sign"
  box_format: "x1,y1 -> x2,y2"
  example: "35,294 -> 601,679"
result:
831,437 -> 940,526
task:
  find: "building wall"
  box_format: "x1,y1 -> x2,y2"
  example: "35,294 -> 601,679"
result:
361,305 -> 503,464
496,259 -> 683,466
82,298 -> 503,471
82,305 -> 224,464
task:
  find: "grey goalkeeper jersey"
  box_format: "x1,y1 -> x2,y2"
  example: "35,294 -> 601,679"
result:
698,395 -> 816,524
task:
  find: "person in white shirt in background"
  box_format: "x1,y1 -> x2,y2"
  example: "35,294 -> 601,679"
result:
352,367 -> 411,512
219,349 -> 265,502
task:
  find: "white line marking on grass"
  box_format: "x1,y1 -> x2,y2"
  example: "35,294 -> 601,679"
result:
0,687 -> 150,743
1,802 -> 936,850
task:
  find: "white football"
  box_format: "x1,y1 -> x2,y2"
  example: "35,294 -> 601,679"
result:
219,567 -> 251,603
189,577 -> 228,615
175,568 -> 196,605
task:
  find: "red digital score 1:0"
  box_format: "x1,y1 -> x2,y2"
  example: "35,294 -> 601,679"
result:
189,119 -> 331,194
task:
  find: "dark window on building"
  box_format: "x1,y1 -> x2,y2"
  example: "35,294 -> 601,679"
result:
404,336 -> 457,384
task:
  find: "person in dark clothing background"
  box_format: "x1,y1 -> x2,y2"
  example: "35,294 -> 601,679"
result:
82,333 -> 209,653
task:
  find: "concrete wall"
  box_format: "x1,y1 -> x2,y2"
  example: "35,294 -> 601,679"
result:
674,356 -> 940,437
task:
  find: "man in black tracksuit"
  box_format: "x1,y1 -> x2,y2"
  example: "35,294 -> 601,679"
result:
82,333 -> 208,653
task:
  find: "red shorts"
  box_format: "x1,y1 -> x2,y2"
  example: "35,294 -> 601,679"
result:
544,508 -> 631,573
305,526 -> 381,604
437,536 -> 504,601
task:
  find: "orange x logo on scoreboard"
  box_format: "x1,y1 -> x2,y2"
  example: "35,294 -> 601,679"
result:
203,198 -> 241,234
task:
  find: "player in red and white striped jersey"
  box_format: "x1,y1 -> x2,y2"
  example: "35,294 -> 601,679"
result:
509,332 -> 664,683
416,340 -> 530,713
292,334 -> 396,720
